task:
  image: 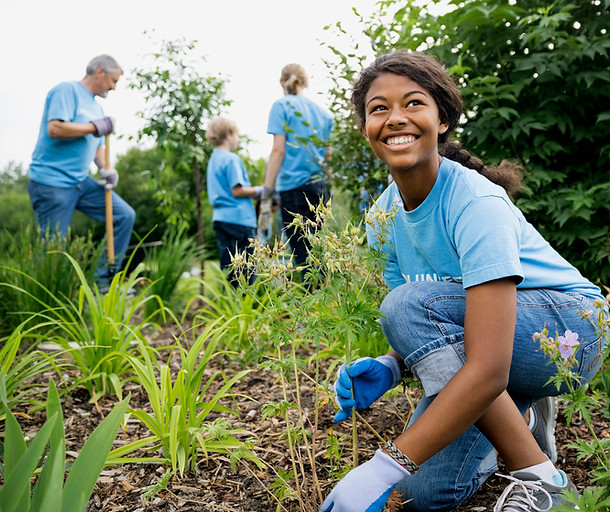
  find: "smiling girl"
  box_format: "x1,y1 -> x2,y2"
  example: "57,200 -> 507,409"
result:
321,51 -> 605,512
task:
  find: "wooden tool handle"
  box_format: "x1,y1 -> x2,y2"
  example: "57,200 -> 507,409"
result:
104,134 -> 115,265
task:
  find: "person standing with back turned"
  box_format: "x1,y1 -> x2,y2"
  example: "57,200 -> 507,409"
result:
27,54 -> 136,292
321,51 -> 605,512
258,63 -> 333,282
206,117 -> 262,286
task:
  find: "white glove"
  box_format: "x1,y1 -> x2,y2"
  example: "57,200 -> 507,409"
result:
260,185 -> 274,200
97,168 -> 119,189
257,198 -> 273,234
319,449 -> 410,512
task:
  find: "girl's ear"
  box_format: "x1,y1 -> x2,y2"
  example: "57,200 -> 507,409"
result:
360,125 -> 370,142
439,121 -> 449,135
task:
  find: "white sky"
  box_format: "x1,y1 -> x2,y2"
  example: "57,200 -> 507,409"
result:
0,0 -> 379,172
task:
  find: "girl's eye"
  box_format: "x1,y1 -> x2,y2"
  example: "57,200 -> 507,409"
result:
370,104 -> 387,113
406,99 -> 423,108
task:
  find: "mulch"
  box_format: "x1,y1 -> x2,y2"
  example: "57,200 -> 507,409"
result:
6,327 -> 609,512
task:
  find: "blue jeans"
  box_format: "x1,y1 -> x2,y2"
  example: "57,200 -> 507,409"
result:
279,178 -> 329,267
213,221 -> 256,287
380,281 -> 604,511
28,177 -> 136,285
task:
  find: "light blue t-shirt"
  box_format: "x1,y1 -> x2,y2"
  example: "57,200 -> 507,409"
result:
367,158 -> 603,300
28,81 -> 104,188
206,148 -> 257,228
267,94 -> 333,192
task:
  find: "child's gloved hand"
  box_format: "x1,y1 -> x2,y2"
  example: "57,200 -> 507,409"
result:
319,449 -> 410,512
333,355 -> 401,422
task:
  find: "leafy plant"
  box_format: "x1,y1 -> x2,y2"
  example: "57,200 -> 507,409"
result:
129,35 -> 232,279
232,198 -> 394,510
0,327 -> 62,418
534,297 -> 610,508
194,262 -> 276,363
0,227 -> 102,336
0,379 -> 129,512
144,225 -> 202,319
113,318 -> 260,475
6,253 -> 162,399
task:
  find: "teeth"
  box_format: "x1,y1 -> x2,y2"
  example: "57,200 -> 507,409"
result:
386,135 -> 416,145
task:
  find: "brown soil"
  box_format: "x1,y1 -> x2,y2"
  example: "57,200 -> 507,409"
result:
11,328 -> 610,512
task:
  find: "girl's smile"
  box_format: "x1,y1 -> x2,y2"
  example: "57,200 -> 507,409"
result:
362,72 -> 448,182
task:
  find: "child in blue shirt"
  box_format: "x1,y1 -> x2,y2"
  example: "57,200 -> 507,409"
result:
322,51 -> 605,512
206,118 -> 262,286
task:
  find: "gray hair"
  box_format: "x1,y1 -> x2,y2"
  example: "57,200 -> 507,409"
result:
86,54 -> 123,76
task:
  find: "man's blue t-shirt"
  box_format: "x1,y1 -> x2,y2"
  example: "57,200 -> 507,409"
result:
367,158 -> 603,301
28,81 -> 104,188
206,148 -> 257,228
267,94 -> 333,192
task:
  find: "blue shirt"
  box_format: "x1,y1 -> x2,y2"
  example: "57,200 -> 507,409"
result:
28,81 -> 104,187
367,158 -> 603,300
206,148 -> 257,228
267,94 -> 333,192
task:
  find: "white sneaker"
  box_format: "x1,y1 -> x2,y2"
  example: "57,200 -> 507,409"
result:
493,470 -> 578,511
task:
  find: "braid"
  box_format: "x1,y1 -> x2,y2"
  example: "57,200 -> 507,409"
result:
439,142 -> 523,197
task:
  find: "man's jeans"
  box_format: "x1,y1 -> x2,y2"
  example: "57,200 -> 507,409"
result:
380,281 -> 604,511
28,177 -> 136,285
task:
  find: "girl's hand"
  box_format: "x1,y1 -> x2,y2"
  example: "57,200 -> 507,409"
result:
320,449 -> 410,512
333,356 -> 401,422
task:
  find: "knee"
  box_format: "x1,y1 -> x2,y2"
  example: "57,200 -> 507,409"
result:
381,282 -> 430,318
116,203 -> 136,227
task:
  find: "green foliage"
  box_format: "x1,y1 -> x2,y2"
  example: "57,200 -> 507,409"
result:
194,263 -> 277,363
143,225 -> 202,319
129,36 -> 231,274
0,228 -> 102,336
111,146 -> 169,241
323,0 -> 610,283
230,198 -> 393,509
117,319 -> 260,475
0,379 -> 129,512
9,254 -> 162,399
0,329 -> 60,418
535,300 -> 610,507
0,192 -> 33,234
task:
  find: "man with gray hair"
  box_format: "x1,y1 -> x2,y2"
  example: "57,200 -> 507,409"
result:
27,54 -> 135,293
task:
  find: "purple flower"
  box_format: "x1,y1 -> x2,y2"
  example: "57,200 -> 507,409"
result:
557,330 -> 579,359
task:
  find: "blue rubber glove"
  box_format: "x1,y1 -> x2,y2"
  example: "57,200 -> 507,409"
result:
333,356 -> 401,422
319,449 -> 410,512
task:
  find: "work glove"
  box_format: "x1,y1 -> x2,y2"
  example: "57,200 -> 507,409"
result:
260,185 -> 274,201
91,116 -> 115,136
257,198 -> 273,235
319,449 -> 410,512
333,355 -> 401,422
97,168 -> 119,190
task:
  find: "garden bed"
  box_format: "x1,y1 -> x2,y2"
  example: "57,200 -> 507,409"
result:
15,326 -> 608,512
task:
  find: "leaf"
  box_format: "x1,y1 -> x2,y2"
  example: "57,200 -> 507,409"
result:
61,396 -> 129,512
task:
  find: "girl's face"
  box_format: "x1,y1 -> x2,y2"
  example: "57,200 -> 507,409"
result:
362,72 -> 448,177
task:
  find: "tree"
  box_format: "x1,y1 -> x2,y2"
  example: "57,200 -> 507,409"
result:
129,36 -> 231,279
324,0 -> 610,283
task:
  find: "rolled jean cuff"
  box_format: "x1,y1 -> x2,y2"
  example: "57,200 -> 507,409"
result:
410,339 -> 465,396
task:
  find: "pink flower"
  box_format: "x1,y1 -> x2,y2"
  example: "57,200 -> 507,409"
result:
557,330 -> 579,359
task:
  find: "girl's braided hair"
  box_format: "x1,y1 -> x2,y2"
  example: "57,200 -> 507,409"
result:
351,51 -> 522,196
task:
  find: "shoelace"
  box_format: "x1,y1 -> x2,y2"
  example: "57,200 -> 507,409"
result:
493,474 -> 554,512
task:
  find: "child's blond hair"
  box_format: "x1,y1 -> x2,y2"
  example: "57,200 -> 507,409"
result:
206,118 -> 238,147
